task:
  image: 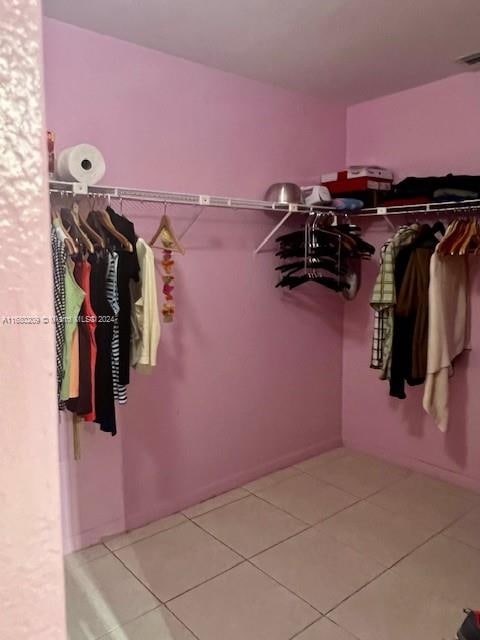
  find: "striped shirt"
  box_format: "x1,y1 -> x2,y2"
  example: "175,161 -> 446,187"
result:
106,252 -> 127,404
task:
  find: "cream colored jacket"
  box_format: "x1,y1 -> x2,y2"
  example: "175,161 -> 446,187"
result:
423,251 -> 470,431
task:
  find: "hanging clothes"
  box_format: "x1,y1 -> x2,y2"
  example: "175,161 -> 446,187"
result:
106,206 -> 140,386
66,260 -> 96,415
369,224 -> 419,376
105,250 -> 127,407
79,260 -> 97,421
423,250 -> 470,431
130,238 -> 161,372
51,222 -> 67,409
60,260 -> 85,402
89,252 -> 117,435
51,204 -> 155,450
389,225 -> 439,399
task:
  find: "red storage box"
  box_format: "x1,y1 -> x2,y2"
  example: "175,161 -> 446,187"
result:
326,177 -> 392,195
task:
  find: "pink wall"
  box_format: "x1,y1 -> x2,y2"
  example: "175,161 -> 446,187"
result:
344,73 -> 480,491
42,19 -> 347,551
347,73 -> 480,181
0,2 -> 65,639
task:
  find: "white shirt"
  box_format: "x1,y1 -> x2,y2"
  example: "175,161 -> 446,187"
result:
130,238 -> 161,372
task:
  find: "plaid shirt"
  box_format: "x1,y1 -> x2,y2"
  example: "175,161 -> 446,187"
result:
370,225 -> 418,376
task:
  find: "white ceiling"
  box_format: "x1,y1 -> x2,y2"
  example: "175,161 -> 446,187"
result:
43,0 -> 480,104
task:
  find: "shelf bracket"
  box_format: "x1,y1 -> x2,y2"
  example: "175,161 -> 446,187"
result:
178,206 -> 205,241
254,205 -> 298,254
378,207 -> 396,232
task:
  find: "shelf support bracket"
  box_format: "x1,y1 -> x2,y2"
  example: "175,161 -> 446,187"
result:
254,204 -> 298,254
178,206 -> 205,241
378,207 -> 396,232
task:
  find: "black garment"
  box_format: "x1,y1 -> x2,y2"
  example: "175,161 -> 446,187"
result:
106,207 -> 140,386
88,252 -> 117,435
458,609 -> 480,640
389,225 -> 438,399
392,174 -> 480,201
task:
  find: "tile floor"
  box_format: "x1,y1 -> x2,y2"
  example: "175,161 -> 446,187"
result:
65,447 -> 480,639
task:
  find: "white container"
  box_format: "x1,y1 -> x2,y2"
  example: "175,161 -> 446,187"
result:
347,166 -> 393,181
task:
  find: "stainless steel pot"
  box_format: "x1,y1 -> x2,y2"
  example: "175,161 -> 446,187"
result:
265,182 -> 303,204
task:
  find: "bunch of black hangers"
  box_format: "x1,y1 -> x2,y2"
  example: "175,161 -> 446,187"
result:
275,213 -> 375,295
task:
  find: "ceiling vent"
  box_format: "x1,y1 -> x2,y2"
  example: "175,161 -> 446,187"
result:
457,52 -> 480,68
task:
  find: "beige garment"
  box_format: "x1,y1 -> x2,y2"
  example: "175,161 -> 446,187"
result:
130,238 -> 161,372
422,250 -> 470,431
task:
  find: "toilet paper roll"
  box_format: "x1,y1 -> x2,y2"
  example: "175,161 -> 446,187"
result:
56,144 -> 106,184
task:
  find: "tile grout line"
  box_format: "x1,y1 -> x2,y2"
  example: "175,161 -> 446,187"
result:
287,614 -> 324,640
161,607 -> 202,640
94,602 -> 202,640
68,450 -> 480,640
94,604 -> 163,640
181,492 -> 250,520
245,557 -> 323,615
246,491 -> 314,525
163,559 -> 246,604
109,548 -> 164,604
242,468 -> 306,494
300,464 -> 413,501
323,505 -> 480,619
288,614 -> 363,640
103,518 -> 188,552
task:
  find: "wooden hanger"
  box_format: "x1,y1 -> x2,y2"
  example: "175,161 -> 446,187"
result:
92,209 -> 133,252
149,206 -> 185,254
75,199 -> 105,249
51,201 -> 78,256
60,207 -> 94,254
70,201 -> 94,253
458,218 -> 480,255
448,219 -> 472,256
437,219 -> 462,256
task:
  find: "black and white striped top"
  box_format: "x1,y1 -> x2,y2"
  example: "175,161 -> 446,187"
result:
106,252 -> 127,404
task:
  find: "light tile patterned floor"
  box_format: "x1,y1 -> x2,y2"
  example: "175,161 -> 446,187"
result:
65,447 -> 480,639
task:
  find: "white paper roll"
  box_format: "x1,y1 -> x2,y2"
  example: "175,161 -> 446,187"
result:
56,144 -> 106,185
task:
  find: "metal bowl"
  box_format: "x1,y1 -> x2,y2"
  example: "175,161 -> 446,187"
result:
265,182 -> 303,204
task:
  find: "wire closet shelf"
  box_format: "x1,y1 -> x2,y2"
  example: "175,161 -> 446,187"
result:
49,181 -> 480,252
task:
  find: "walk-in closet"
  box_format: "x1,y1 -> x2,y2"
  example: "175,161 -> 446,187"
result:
2,2 -> 480,640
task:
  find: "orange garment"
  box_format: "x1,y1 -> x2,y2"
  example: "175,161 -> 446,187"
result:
69,327 -> 80,399
79,261 -> 97,422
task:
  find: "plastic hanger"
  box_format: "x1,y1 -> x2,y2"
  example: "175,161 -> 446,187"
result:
149,203 -> 186,254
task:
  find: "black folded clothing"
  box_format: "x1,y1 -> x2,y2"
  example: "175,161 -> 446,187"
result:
392,174 -> 480,200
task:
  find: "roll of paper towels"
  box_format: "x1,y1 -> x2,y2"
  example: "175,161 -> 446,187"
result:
56,144 -> 106,184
